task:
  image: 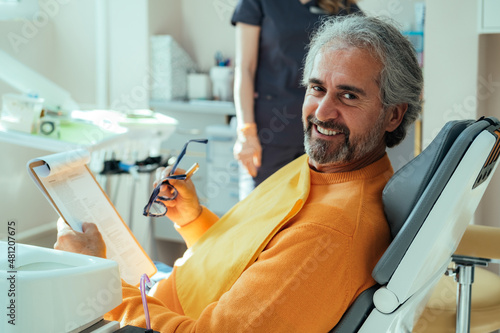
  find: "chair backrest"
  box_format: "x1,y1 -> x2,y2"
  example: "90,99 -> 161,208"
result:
331,117 -> 500,333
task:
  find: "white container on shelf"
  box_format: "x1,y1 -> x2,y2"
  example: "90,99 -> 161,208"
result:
209,66 -> 234,102
188,73 -> 212,100
150,35 -> 196,101
0,93 -> 44,134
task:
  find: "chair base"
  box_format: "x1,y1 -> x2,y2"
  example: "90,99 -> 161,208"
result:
413,267 -> 500,333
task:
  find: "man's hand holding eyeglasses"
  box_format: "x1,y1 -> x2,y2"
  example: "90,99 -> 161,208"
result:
54,218 -> 106,258
154,166 -> 203,227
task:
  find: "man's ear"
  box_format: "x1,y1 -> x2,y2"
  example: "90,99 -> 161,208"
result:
385,103 -> 408,133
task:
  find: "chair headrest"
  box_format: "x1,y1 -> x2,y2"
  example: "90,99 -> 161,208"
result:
374,118 -> 497,284
383,120 -> 472,239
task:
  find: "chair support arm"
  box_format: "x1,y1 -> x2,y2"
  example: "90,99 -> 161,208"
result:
455,224 -> 500,261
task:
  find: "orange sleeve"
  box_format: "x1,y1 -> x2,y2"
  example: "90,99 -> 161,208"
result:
175,206 -> 219,248
105,223 -> 360,332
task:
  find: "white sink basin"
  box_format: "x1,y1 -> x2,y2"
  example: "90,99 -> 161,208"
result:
0,241 -> 122,333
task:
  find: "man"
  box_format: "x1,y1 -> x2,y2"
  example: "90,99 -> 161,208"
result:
55,15 -> 422,332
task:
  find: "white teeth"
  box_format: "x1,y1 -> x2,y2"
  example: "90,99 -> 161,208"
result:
317,125 -> 339,136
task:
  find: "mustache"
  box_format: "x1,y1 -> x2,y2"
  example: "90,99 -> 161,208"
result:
305,115 -> 350,137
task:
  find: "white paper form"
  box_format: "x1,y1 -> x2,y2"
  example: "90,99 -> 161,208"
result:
27,149 -> 156,285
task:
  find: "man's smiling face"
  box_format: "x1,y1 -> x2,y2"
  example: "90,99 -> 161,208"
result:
302,45 -> 396,172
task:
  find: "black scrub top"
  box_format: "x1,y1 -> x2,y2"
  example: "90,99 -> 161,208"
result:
232,0 -> 361,146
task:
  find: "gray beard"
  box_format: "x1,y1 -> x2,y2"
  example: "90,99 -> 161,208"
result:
304,128 -> 352,164
303,114 -> 385,165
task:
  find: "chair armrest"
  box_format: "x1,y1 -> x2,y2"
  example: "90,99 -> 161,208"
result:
455,224 -> 500,260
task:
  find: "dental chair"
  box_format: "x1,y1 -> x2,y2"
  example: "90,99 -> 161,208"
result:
330,116 -> 500,333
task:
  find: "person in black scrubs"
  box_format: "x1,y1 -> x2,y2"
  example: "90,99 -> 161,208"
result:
232,0 -> 361,199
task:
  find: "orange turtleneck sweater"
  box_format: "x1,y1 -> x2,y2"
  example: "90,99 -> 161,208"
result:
105,155 -> 393,332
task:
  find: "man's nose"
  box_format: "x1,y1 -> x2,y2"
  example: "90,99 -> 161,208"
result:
315,95 -> 340,122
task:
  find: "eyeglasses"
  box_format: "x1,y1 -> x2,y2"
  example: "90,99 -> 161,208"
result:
143,139 -> 208,217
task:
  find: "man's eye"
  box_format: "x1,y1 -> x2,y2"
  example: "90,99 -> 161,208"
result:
341,92 -> 357,100
311,85 -> 324,92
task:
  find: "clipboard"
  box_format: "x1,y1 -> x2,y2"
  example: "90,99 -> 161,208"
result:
27,149 -> 156,285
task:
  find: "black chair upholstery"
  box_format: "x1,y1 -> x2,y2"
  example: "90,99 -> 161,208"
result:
329,285 -> 379,333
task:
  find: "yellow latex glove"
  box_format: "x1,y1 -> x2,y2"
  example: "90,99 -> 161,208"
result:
233,123 -> 262,177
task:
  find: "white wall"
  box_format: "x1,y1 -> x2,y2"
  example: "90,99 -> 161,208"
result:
148,0 -> 182,41
422,3 -> 500,235
0,0 -> 96,106
49,1 -> 96,106
476,33 -> 500,230
422,0 -> 480,146
107,0 -> 150,111
423,0 -> 500,252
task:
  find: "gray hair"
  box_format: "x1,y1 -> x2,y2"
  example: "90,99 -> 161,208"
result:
302,15 -> 423,147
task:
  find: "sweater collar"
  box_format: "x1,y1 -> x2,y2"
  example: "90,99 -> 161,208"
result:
308,154 -> 393,185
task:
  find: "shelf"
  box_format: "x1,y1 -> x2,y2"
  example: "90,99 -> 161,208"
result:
150,99 -> 236,116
